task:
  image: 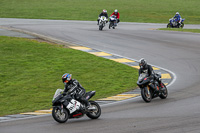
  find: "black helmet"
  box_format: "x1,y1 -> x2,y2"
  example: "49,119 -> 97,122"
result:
139,58 -> 147,69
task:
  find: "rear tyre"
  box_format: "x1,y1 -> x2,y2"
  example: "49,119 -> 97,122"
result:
52,107 -> 69,123
141,87 -> 152,103
86,101 -> 101,119
159,84 -> 168,99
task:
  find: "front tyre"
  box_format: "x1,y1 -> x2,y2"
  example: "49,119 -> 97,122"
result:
159,84 -> 168,99
167,23 -> 171,28
180,23 -> 184,28
86,101 -> 101,119
52,107 -> 69,123
109,23 -> 111,29
141,87 -> 152,103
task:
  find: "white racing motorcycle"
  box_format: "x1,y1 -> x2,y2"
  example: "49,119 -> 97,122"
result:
98,16 -> 108,30
52,89 -> 101,123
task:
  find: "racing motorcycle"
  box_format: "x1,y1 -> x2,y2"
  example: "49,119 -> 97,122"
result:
109,15 -> 117,29
52,89 -> 101,123
167,18 -> 185,28
137,73 -> 168,103
99,16 -> 108,30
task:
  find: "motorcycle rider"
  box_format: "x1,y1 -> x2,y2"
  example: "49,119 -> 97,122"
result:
110,9 -> 120,23
173,12 -> 182,26
97,9 -> 108,25
62,73 -> 90,109
138,58 -> 164,91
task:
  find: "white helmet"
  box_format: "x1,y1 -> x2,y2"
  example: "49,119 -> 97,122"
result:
176,12 -> 179,15
114,9 -> 118,13
103,9 -> 107,13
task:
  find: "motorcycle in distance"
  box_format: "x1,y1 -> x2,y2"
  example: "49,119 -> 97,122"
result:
52,89 -> 101,123
137,73 -> 168,103
167,18 -> 185,28
109,15 -> 117,29
99,16 -> 108,30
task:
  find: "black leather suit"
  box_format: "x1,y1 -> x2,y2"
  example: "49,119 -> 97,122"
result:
64,79 -> 89,107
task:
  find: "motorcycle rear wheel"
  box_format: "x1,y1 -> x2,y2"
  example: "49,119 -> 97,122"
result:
52,107 -> 69,123
141,87 -> 152,103
86,101 -> 101,119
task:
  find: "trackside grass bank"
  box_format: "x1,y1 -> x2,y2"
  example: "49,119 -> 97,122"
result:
0,36 -> 138,116
158,28 -> 200,33
0,0 -> 200,24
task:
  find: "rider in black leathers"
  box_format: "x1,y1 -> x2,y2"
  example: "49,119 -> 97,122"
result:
139,58 -> 164,91
97,9 -> 108,25
62,73 -> 90,108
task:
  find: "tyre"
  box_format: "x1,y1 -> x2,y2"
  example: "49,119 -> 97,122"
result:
180,23 -> 184,28
99,25 -> 103,30
52,107 -> 69,123
167,23 -> 171,28
86,101 -> 101,119
109,23 -> 111,29
141,87 -> 152,103
159,84 -> 168,99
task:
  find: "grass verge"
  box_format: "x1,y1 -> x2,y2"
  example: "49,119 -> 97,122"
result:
0,0 -> 200,24
0,36 -> 138,116
158,28 -> 200,33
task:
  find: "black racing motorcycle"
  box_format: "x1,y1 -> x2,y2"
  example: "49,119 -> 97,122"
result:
109,15 -> 117,29
137,73 -> 168,102
52,89 -> 101,123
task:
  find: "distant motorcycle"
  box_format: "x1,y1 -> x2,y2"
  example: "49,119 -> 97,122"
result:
109,15 -> 117,29
99,16 -> 108,30
52,89 -> 101,123
137,73 -> 168,102
167,18 -> 185,28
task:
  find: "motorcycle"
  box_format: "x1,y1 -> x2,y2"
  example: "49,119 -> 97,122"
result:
52,89 -> 101,123
137,73 -> 168,103
167,18 -> 185,28
99,16 -> 108,30
109,15 -> 117,29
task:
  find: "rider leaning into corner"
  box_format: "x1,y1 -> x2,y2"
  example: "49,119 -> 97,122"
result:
62,73 -> 90,109
173,12 -> 182,26
97,9 -> 108,25
138,58 -> 165,91
110,9 -> 120,23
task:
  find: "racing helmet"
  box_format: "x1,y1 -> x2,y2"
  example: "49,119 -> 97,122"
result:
103,9 -> 107,13
114,9 -> 118,14
176,12 -> 179,15
139,58 -> 147,69
62,73 -> 72,83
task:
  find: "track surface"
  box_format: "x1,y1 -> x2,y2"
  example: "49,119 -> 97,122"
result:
1,18 -> 200,133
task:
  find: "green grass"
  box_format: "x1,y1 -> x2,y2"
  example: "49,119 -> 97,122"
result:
158,28 -> 200,33
0,0 -> 200,24
0,36 -> 138,116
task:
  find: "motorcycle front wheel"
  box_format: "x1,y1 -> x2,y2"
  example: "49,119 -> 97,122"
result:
159,84 -> 168,99
86,101 -> 101,119
180,23 -> 184,28
141,87 -> 152,103
167,23 -> 171,28
99,25 -> 103,30
52,107 -> 69,123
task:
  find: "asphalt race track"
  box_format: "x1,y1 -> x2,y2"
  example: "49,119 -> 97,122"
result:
1,18 -> 200,133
